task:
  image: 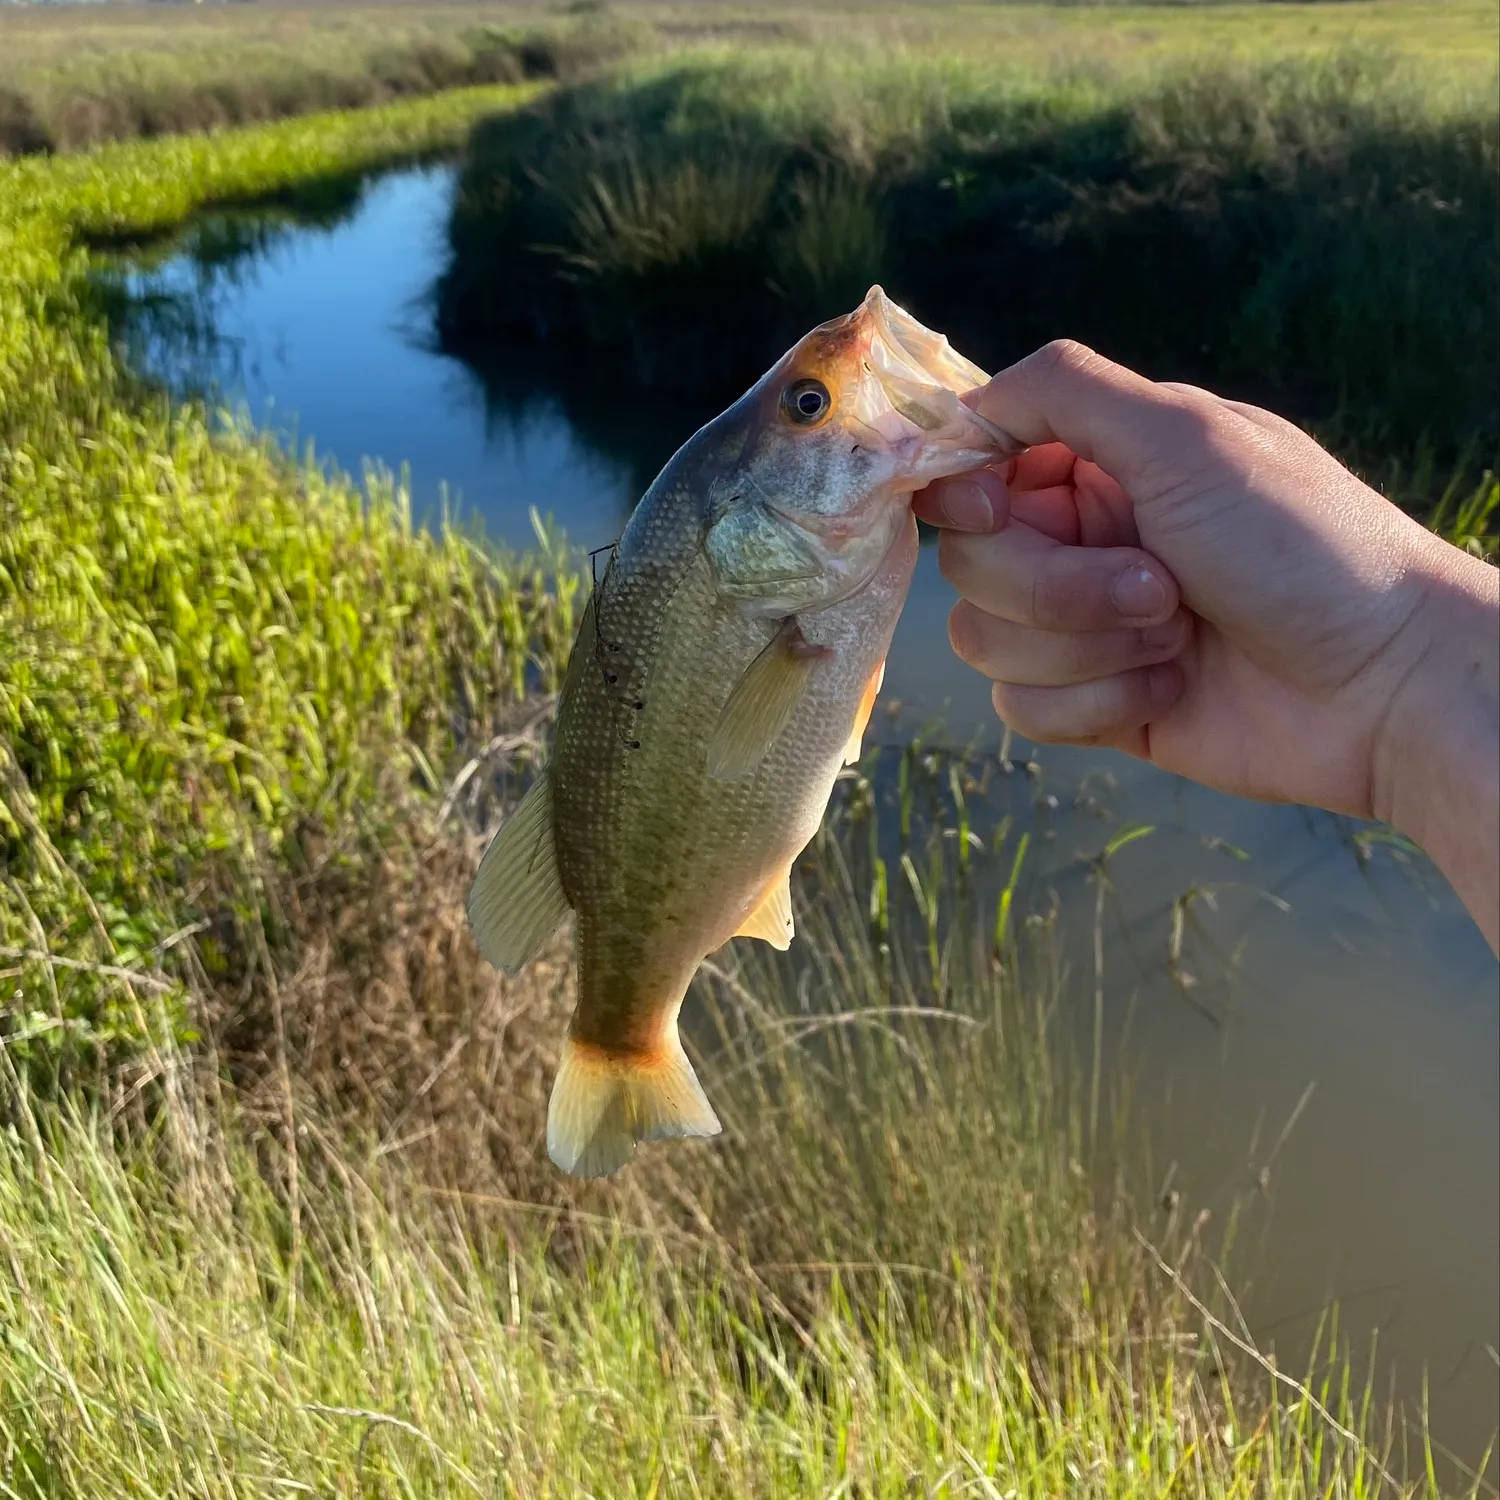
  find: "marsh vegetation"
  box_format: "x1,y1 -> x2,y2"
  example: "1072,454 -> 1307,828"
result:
1,4 -> 1496,1493
439,41 -> 1498,492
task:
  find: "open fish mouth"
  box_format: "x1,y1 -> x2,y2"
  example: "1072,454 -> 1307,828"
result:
847,285 -> 1022,483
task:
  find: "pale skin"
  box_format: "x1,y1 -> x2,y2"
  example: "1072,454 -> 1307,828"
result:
912,340 -> 1500,955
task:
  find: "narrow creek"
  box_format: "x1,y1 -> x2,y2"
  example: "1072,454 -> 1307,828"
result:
105,161 -> 1499,1475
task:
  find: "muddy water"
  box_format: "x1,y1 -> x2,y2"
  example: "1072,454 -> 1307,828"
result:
109,163 -> 1498,1475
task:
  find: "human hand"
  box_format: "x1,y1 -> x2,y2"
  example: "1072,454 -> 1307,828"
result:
914,341 -> 1499,947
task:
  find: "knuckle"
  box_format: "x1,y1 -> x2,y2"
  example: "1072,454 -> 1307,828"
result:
1163,391 -> 1223,447
1036,338 -> 1100,379
990,683 -> 1044,740
1027,564 -> 1067,628
935,530 -> 969,588
992,683 -> 1069,745
1065,631 -> 1111,681
1167,391 -> 1267,473
1085,677 -> 1121,724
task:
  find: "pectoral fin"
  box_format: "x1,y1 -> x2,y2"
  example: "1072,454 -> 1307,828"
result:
843,658 -> 886,765
706,619 -> 829,780
466,769 -> 570,973
734,869 -> 794,950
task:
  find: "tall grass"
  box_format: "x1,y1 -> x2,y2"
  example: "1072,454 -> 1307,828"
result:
0,793 -> 1474,1497
439,43 -> 1499,486
5,0 -> 1495,161
0,6 -> 644,158
0,26 -> 1494,1492
0,87 -> 582,1062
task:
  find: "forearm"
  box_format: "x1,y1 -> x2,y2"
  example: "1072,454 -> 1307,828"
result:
1374,550 -> 1500,953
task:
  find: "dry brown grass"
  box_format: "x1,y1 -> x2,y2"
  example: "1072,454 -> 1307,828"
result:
195,700 -> 580,1211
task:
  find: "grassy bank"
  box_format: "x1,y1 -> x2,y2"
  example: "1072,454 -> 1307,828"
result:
6,1 -> 1494,160
0,85 -> 581,1062
1,20 -> 1495,1492
0,4 -> 643,158
439,40 -> 1498,490
0,807 -> 1470,1497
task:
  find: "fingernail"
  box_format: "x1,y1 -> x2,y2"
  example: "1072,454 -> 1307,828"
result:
1111,566 -> 1167,620
940,480 -> 993,532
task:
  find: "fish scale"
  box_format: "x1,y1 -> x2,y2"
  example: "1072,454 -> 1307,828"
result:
554,518 -> 909,1053
466,286 -> 1019,1178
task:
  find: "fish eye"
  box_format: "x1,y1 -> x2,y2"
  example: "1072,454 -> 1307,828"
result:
782,378 -> 831,425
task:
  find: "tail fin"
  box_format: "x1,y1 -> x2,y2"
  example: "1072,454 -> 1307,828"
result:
547,1027 -> 721,1179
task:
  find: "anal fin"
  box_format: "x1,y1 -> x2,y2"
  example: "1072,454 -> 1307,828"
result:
707,618 -> 830,781
466,769 -> 570,973
734,869 -> 794,950
843,658 -> 886,765
547,1028 -> 721,1179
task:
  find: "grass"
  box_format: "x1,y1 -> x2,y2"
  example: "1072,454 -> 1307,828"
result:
438,35 -> 1499,492
0,7 -> 1495,1490
5,1 -> 1495,159
0,4 -> 645,157
0,792 -> 1479,1498
0,85 -> 582,1061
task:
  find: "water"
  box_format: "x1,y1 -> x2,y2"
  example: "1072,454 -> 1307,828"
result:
109,163 -> 1499,1473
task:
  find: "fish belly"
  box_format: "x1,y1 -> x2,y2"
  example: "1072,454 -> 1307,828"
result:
552,513 -> 918,1053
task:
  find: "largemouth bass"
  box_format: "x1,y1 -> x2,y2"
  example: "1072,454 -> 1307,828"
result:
468,287 -> 1017,1178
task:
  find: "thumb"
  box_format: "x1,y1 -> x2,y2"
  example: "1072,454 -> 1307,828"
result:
968,341 -> 1211,502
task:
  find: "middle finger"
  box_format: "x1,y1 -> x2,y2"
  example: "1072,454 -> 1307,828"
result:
939,523 -> 1180,632
949,602 -> 1191,686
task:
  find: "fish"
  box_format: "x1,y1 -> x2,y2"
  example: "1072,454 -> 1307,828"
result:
467,286 -> 1019,1179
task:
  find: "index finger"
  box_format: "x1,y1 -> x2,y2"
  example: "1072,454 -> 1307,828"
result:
911,444 -> 1081,535
1009,442 -> 1079,494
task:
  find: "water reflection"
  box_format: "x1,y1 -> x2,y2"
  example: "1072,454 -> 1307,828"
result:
100,161 -> 1497,1476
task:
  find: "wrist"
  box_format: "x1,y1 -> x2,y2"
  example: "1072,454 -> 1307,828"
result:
1371,539 -> 1499,950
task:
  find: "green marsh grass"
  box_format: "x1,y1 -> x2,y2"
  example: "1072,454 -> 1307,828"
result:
0,4 -> 644,157
0,86 -> 581,1060
0,21 -> 1494,1491
0,794 -> 1480,1497
440,40 -> 1499,490
5,0 -> 1495,159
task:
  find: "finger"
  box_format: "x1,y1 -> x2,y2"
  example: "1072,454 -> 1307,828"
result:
966,341 -> 1216,495
991,663 -> 1184,745
948,602 -> 1190,687
1009,442 -> 1079,493
1072,461 -> 1140,547
913,468 -> 1009,533
1009,486 -> 1083,545
938,524 -> 1180,631
1220,399 -> 1307,439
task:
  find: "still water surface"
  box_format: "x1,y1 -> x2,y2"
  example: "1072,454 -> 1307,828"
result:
113,164 -> 1498,1473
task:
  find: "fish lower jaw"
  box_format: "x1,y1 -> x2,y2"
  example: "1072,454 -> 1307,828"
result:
888,438 -> 1008,490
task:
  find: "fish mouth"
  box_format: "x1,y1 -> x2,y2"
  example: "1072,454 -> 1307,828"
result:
847,285 -> 1022,487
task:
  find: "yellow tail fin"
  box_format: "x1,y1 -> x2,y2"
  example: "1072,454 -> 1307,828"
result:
547,1028 -> 721,1179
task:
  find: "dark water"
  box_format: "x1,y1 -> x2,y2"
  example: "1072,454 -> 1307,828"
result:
110,163 -> 1498,1475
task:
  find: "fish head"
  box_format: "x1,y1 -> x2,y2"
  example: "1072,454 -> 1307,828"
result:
700,286 -> 1021,613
